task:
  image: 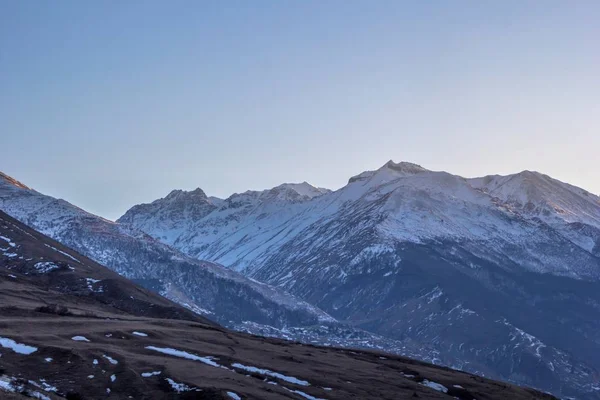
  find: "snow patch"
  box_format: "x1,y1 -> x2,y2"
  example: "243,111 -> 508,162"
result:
283,387 -> 325,400
231,363 -> 309,386
166,378 -> 200,393
34,262 -> 60,273
0,377 -> 16,393
85,278 -> 103,292
44,243 -> 81,263
42,383 -> 57,393
145,346 -> 225,369
102,354 -> 119,365
227,391 -> 241,400
30,391 -> 51,400
420,379 -> 448,393
0,236 -> 16,247
0,337 -> 38,354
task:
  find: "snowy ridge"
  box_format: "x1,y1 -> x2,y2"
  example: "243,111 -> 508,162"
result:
3,161 -> 600,399
121,160 -> 600,279
118,160 -> 600,399
0,172 -> 335,328
470,171 -> 600,229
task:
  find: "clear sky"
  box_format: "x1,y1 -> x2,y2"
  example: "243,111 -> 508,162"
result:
1,1 -> 599,220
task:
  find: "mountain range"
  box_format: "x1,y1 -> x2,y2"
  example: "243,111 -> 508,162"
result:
2,161 -> 600,399
3,209 -> 555,399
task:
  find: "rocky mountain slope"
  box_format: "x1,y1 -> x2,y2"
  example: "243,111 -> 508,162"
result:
0,171 -> 437,363
0,172 -> 334,330
119,161 -> 600,399
0,209 -> 557,400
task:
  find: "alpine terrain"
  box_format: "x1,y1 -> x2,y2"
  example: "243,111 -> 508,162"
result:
2,209 -> 560,399
0,172 -> 335,330
0,172 -> 437,363
117,161 -> 600,400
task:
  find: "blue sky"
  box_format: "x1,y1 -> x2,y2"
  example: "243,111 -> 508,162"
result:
1,1 -> 599,220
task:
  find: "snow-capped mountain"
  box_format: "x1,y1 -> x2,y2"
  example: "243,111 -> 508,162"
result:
470,170 -> 600,254
120,161 -> 600,279
0,172 -> 334,329
4,210 -> 551,400
0,170 -> 455,364
119,161 -> 600,399
469,170 -> 600,228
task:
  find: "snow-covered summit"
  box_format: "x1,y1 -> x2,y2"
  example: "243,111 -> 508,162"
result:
3,165 -> 600,398
165,187 -> 209,201
469,170 -> 600,229
383,160 -> 429,174
348,160 -> 429,184
119,160 -> 600,280
276,182 -> 331,199
226,181 -> 330,205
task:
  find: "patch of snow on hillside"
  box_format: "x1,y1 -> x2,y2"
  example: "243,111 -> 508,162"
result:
422,287 -> 443,304
0,377 -> 16,393
0,235 -> 16,247
0,337 -> 38,354
420,379 -> 448,393
231,363 -> 310,386
30,391 -> 51,400
165,378 -> 200,393
85,278 -> 103,292
44,243 -> 80,263
499,319 -> 546,358
34,262 -> 60,273
145,346 -> 225,369
102,354 -> 119,365
283,387 -> 326,400
28,379 -> 58,395
226,392 -> 241,400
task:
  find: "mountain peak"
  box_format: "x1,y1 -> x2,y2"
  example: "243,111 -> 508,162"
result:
381,160 -> 429,174
0,171 -> 30,190
274,182 -> 331,199
348,160 -> 429,184
469,170 -> 600,228
164,187 -> 208,201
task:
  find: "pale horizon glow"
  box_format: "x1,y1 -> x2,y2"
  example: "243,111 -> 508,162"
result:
1,1 -> 599,220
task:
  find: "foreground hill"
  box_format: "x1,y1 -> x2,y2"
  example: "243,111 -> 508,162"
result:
119,161 -> 600,399
0,210 -> 555,400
